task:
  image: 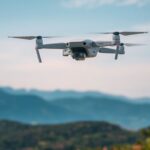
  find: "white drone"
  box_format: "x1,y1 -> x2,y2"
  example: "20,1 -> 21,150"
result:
9,31 -> 148,63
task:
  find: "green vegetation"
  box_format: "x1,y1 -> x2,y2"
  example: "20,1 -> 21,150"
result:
107,128 -> 150,150
0,120 -> 139,150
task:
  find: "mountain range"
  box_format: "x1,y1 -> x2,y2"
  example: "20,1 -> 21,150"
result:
0,87 -> 150,129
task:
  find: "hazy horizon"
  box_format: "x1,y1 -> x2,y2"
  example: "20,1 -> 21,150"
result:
1,85 -> 150,100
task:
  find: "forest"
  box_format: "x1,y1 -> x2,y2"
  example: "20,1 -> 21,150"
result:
0,120 -> 150,150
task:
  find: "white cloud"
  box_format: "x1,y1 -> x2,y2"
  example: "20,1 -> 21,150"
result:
63,0 -> 149,8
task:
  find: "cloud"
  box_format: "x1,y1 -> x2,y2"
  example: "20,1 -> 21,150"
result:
63,0 -> 149,8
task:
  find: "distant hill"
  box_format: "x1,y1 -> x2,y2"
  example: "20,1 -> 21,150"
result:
0,87 -> 150,129
0,89 -> 82,124
0,120 -> 139,150
1,86 -> 150,103
0,86 -> 114,101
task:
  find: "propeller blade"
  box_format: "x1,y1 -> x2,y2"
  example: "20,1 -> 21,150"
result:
42,36 -> 61,38
9,36 -> 37,40
120,32 -> 148,36
124,43 -> 146,47
95,31 -> 148,36
9,36 -> 60,40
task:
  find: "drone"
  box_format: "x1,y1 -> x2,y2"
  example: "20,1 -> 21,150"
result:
9,31 -> 148,63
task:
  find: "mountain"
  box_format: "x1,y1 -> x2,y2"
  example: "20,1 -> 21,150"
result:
0,120 -> 139,150
1,86 -> 150,103
0,89 -> 84,124
0,86 -> 115,101
0,87 -> 150,129
51,95 -> 150,129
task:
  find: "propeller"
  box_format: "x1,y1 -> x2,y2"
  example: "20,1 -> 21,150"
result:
95,31 -> 148,36
124,43 -> 146,47
112,43 -> 146,47
8,36 -> 59,40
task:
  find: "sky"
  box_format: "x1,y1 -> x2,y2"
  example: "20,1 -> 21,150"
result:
0,0 -> 150,98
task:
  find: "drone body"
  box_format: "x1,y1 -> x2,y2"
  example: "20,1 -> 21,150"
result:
9,31 -> 148,63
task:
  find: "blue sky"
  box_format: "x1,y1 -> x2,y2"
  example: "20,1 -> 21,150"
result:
0,0 -> 150,98
0,0 -> 149,36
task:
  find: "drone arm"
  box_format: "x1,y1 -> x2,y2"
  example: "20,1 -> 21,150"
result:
99,48 -> 116,54
35,43 -> 67,63
99,48 -> 124,54
96,41 -> 114,47
42,43 -> 67,49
